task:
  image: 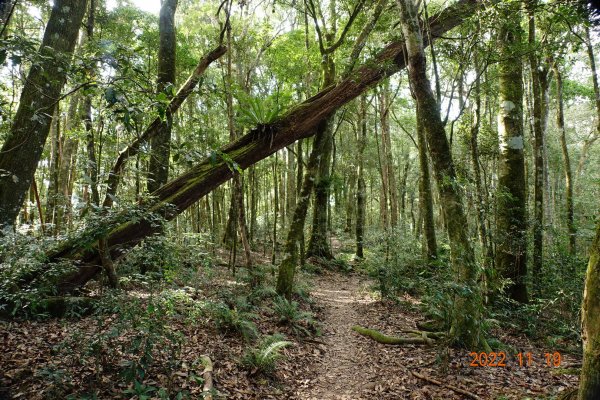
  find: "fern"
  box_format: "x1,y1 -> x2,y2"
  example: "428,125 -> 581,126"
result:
236,92 -> 282,126
241,334 -> 292,375
272,296 -> 318,337
207,302 -> 258,340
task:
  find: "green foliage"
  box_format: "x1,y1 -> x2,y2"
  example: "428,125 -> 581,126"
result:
272,296 -> 318,337
122,380 -> 157,400
51,292 -> 188,399
206,301 -> 258,340
119,234 -> 180,278
241,334 -> 292,376
236,91 -> 284,127
361,230 -> 432,298
0,233 -> 75,318
249,283 -> 278,303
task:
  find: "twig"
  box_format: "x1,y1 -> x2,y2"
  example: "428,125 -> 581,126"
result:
411,371 -> 482,400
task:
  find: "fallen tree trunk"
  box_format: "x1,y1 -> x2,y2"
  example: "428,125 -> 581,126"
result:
45,0 -> 482,293
200,355 -> 214,400
352,326 -> 436,345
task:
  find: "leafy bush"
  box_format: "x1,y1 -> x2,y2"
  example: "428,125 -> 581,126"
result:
360,230 -> 431,298
206,302 -> 258,340
241,334 -> 292,375
0,232 -> 75,317
272,296 -> 318,336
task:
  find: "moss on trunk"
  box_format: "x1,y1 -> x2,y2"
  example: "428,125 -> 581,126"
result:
578,220 -> 600,400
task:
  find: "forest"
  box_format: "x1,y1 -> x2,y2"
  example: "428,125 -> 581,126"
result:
0,0 -> 599,398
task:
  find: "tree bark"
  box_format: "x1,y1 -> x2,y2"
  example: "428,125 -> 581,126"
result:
276,133 -> 326,298
397,0 -> 485,349
148,0 -> 178,193
495,1 -> 528,304
417,117 -> 437,262
577,217 -> 600,400
307,53 -> 335,260
585,26 -> 600,136
45,107 -> 60,232
528,1 -> 551,288
356,94 -> 367,259
55,95 -> 81,234
84,0 -> 99,208
470,41 -> 493,271
380,82 -> 399,229
0,0 -> 88,229
39,0 -> 482,292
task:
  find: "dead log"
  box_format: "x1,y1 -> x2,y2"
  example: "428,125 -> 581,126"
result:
411,371 -> 483,400
352,326 -> 435,345
200,355 -> 214,400
41,0 -> 482,293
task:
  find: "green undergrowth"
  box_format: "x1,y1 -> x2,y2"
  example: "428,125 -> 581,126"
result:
351,228 -> 585,352
2,225 -> 321,398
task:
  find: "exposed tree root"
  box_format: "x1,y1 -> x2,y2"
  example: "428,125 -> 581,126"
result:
411,371 -> 482,400
351,325 -> 439,345
200,355 -> 214,400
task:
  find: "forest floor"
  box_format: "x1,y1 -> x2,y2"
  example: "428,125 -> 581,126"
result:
293,270 -> 580,400
0,245 -> 582,400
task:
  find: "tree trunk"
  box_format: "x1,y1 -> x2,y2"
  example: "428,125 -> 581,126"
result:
148,0 -> 178,193
495,2 -> 528,304
84,0 -> 99,208
470,42 -> 493,271
397,0 -> 485,349
307,54 -> 335,260
585,26 -> 600,136
45,107 -> 60,233
276,133 -> 325,298
356,94 -> 367,259
528,1 -> 551,288
554,66 -> 576,256
417,117 -> 437,262
0,0 -> 88,229
56,95 -> 81,234
577,218 -> 600,400
38,0 -> 481,292
380,82 -> 399,229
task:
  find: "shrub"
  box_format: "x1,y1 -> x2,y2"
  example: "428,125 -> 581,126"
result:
206,302 -> 258,340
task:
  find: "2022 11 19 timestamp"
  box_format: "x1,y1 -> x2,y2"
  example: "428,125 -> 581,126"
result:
468,351 -> 562,368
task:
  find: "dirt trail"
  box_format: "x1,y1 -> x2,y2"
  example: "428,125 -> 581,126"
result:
295,271 -> 413,399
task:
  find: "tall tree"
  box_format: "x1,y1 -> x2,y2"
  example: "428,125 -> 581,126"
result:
578,215 -> 600,400
417,117 -> 437,262
356,94 -> 367,259
528,0 -> 552,286
495,1 -> 528,304
0,0 -> 88,229
396,0 -> 485,348
305,0 -> 360,260
470,27 -> 492,270
554,65 -> 576,256
148,0 -> 178,193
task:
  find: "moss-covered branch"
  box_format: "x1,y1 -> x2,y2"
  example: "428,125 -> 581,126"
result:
352,326 -> 435,345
